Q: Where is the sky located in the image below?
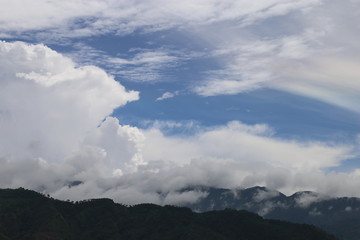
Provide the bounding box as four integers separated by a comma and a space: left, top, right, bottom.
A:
1, 0, 360, 205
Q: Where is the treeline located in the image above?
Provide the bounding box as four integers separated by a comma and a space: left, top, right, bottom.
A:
0, 188, 338, 240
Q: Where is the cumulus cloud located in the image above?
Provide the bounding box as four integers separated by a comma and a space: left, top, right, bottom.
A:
0, 41, 138, 161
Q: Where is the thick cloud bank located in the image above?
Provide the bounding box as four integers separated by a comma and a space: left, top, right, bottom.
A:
0, 41, 359, 205
0, 41, 139, 161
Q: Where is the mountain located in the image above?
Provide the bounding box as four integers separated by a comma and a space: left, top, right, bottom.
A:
0, 188, 337, 240
182, 186, 360, 240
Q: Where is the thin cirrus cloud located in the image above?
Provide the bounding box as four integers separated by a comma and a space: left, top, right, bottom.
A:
67, 43, 182, 83
0, 40, 357, 204
0, 0, 323, 38
192, 0, 360, 114
108, 51, 180, 82
271, 56, 360, 113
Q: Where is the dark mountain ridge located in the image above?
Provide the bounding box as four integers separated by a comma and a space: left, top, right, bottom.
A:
181, 186, 360, 240
0, 187, 337, 240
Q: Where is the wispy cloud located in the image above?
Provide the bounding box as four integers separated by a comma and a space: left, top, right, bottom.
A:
67, 43, 183, 82
156, 91, 180, 101
193, 19, 324, 96
191, 0, 360, 114
271, 56, 360, 113
108, 49, 181, 82
0, 0, 323, 42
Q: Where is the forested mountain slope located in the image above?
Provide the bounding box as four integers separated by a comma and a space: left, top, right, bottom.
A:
0, 188, 337, 240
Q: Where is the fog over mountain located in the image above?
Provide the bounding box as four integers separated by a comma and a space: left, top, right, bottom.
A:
182, 186, 360, 240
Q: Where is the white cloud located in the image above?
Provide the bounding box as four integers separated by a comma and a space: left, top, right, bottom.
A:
163, 190, 208, 205
271, 56, 360, 113
0, 1, 104, 32
0, 0, 323, 40
192, 0, 360, 114
193, 24, 320, 96
142, 121, 350, 171
67, 44, 183, 82
0, 40, 359, 206
0, 40, 138, 161
156, 92, 178, 101
253, 189, 280, 202
109, 51, 178, 66
84, 117, 146, 174
194, 78, 267, 96
267, 1, 360, 112
309, 208, 322, 216
294, 191, 327, 208
106, 49, 182, 82
345, 206, 352, 212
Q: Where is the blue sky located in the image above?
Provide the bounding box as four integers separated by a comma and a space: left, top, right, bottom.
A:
51, 30, 360, 141
1, 0, 360, 202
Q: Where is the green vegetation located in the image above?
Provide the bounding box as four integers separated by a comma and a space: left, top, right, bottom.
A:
0, 188, 338, 240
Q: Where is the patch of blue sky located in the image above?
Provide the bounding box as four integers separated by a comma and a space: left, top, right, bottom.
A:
327, 158, 360, 173
65, 33, 360, 145
114, 88, 360, 143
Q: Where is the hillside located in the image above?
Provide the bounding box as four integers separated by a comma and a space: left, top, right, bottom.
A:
183, 186, 360, 240
0, 188, 337, 240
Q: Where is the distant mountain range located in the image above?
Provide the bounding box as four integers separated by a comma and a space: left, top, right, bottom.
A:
181, 186, 360, 240
0, 188, 337, 240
